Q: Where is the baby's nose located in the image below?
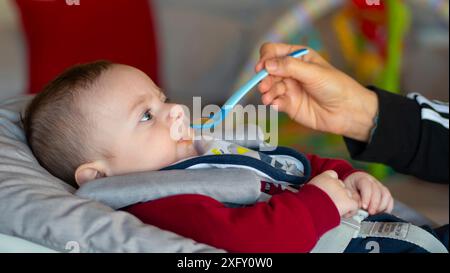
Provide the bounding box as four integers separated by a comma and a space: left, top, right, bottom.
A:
167, 104, 190, 141
169, 104, 185, 123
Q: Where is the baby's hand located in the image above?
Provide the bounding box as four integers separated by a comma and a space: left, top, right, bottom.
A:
344, 172, 394, 215
308, 170, 359, 217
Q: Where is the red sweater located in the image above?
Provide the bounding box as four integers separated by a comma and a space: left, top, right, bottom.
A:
124, 154, 359, 252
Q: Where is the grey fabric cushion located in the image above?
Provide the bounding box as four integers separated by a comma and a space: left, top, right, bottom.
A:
0, 96, 223, 253
76, 168, 261, 210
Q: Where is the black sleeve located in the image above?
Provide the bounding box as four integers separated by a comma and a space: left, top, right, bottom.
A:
344, 86, 449, 184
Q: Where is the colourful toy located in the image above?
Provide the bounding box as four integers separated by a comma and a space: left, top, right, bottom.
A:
236, 0, 448, 98
333, 0, 411, 178
336, 0, 411, 93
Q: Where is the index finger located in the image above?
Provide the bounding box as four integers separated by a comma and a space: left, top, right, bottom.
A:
256, 42, 328, 72
260, 43, 303, 60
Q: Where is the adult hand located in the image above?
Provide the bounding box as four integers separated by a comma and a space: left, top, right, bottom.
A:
256, 42, 379, 142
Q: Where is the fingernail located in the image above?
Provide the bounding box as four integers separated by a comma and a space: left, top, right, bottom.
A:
327, 170, 338, 179
266, 60, 278, 71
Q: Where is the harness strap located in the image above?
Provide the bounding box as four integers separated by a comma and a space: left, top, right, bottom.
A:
359, 221, 448, 253
311, 210, 448, 253
311, 210, 368, 253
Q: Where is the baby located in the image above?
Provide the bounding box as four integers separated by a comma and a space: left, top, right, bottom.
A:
24, 61, 198, 187
23, 61, 446, 253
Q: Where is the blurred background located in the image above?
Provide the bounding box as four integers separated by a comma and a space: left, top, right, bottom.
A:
0, 0, 448, 225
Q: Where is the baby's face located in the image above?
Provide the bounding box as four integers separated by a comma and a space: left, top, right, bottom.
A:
85, 65, 197, 177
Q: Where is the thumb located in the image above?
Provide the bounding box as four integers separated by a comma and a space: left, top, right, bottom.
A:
265, 56, 321, 83
319, 170, 339, 179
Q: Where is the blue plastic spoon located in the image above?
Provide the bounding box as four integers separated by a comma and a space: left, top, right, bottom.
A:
191, 48, 309, 129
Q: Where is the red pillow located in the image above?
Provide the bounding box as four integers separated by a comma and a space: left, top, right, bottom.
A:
14, 0, 160, 94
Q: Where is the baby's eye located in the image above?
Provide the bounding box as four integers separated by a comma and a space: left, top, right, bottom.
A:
140, 110, 153, 122
163, 97, 170, 103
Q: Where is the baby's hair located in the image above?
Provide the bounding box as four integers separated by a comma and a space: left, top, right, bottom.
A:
23, 60, 113, 187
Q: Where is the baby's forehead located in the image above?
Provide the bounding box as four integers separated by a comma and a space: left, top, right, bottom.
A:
81, 65, 162, 113
101, 64, 160, 94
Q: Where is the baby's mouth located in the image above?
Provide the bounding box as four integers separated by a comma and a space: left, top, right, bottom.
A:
177, 131, 194, 144
182, 126, 195, 141
179, 133, 194, 143
178, 139, 193, 146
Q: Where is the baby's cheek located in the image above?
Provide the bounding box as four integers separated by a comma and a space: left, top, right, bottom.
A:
152, 139, 180, 168
128, 142, 177, 171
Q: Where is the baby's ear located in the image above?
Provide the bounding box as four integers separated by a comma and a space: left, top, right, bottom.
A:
75, 162, 107, 187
